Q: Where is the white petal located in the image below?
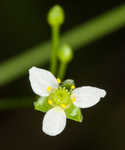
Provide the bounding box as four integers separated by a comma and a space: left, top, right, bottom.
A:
42, 107, 66, 136
72, 86, 106, 108
29, 67, 58, 96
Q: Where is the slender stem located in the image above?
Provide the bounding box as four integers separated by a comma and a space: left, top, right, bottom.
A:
50, 26, 59, 75
58, 62, 67, 79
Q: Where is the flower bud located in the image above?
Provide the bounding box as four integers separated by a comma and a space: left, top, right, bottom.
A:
58, 44, 73, 63
47, 5, 65, 27
60, 79, 75, 91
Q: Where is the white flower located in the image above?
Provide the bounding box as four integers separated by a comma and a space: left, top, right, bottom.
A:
29, 66, 106, 136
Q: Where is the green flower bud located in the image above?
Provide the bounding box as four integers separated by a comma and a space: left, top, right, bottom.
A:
60, 79, 75, 91
47, 5, 65, 27
58, 44, 73, 63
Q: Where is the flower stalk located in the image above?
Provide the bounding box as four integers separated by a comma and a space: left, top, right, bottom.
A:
47, 5, 65, 75
58, 62, 66, 79
51, 26, 59, 74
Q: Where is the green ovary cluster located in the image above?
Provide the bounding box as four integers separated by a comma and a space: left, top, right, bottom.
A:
48, 87, 72, 109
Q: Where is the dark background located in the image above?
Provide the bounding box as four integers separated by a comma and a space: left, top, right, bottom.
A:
0, 0, 125, 149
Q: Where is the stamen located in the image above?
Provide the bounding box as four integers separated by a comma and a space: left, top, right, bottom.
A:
48, 100, 53, 105
57, 78, 61, 84
71, 85, 75, 90
48, 87, 71, 109
61, 104, 67, 109
46, 86, 52, 92
71, 96, 76, 102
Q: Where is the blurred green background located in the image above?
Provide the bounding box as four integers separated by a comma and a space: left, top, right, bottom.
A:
0, 0, 125, 150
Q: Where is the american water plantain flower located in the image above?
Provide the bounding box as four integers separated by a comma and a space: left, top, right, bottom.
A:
29, 67, 106, 136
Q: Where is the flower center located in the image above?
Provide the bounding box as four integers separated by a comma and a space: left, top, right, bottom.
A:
48, 87, 72, 109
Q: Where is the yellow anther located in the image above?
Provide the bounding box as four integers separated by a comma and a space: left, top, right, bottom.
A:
72, 97, 76, 102
47, 86, 52, 92
71, 85, 75, 90
57, 78, 61, 84
61, 104, 66, 109
48, 100, 53, 105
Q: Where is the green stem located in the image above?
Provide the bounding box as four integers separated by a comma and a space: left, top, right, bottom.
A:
58, 62, 67, 79
50, 26, 59, 75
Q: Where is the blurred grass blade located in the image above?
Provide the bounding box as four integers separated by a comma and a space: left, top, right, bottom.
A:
0, 42, 51, 85
0, 98, 34, 110
61, 4, 125, 48
0, 4, 125, 85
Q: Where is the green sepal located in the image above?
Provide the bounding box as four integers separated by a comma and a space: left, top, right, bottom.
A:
65, 104, 83, 122
34, 96, 53, 112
